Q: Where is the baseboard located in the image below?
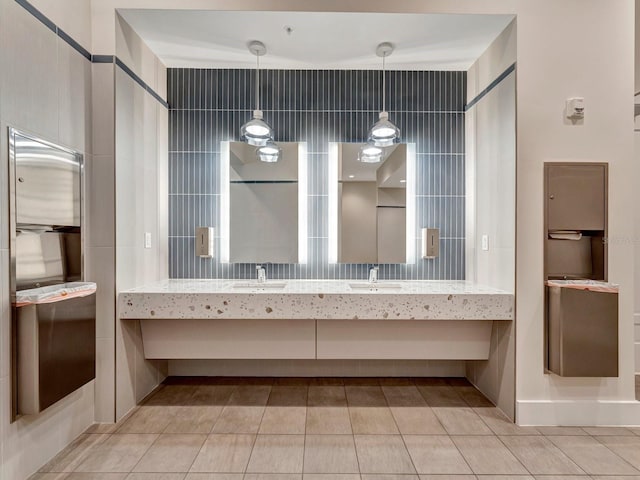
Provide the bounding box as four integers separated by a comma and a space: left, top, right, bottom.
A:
517, 399, 640, 426
168, 359, 467, 377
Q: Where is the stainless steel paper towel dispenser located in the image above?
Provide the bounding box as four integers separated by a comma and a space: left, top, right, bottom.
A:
8, 128, 95, 421
543, 162, 616, 377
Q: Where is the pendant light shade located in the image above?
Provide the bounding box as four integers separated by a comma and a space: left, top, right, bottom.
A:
241, 109, 272, 146
257, 140, 281, 163
370, 42, 399, 147
369, 111, 400, 147
358, 142, 383, 163
241, 41, 274, 147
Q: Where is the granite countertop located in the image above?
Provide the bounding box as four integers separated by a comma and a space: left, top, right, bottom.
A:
119, 279, 514, 321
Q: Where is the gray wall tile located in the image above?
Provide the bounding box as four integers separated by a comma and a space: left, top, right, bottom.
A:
168, 68, 466, 280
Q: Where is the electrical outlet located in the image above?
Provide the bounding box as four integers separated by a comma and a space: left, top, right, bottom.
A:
144, 232, 152, 249
481, 235, 489, 251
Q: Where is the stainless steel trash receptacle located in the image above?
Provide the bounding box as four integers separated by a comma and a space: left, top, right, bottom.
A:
546, 280, 618, 377
15, 282, 96, 414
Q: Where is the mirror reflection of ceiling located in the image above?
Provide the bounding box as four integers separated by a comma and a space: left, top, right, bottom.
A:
340, 144, 406, 188
118, 10, 514, 70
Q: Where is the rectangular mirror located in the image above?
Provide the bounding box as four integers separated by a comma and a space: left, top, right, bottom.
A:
224, 141, 306, 263
329, 143, 414, 264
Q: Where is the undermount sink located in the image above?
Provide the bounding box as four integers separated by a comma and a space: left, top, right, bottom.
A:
349, 282, 403, 290
232, 282, 288, 289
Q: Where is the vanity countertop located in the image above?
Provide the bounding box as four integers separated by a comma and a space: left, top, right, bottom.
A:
119, 279, 514, 321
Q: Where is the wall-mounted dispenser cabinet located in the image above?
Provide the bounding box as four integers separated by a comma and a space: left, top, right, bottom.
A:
544, 162, 618, 377
9, 128, 96, 421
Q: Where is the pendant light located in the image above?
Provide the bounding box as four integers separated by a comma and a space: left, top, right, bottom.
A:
358, 142, 383, 163
241, 40, 273, 147
256, 140, 281, 163
369, 42, 400, 147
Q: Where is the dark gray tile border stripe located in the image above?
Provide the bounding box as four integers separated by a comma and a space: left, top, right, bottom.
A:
14, 0, 168, 109
465, 62, 516, 111
15, 0, 55, 32
115, 57, 170, 108
57, 27, 91, 61
91, 54, 115, 64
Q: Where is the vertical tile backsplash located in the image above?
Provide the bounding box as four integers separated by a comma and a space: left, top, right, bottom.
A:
168, 69, 466, 280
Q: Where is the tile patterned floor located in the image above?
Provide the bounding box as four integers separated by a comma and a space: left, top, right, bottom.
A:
31, 377, 640, 480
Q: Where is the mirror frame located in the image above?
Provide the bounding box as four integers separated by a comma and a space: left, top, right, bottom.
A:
328, 142, 416, 264
220, 141, 308, 264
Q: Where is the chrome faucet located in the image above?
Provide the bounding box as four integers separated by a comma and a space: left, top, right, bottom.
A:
368, 266, 379, 283
256, 265, 266, 283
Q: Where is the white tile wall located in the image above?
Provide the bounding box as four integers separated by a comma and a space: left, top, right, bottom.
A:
58, 35, 92, 152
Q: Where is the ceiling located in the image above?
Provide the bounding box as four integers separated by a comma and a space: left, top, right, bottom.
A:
340, 144, 405, 188
118, 10, 514, 70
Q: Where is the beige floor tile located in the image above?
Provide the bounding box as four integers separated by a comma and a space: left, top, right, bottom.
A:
417, 386, 466, 407
273, 377, 310, 386
590, 477, 640, 480
452, 436, 528, 475
354, 435, 416, 474
475, 476, 533, 480
116, 406, 178, 434
403, 435, 472, 474
343, 378, 381, 386
453, 386, 494, 407
499, 435, 584, 475
75, 434, 159, 473
132, 434, 206, 473
184, 474, 243, 480
391, 407, 446, 435
432, 407, 492, 435
362, 476, 418, 480
546, 435, 640, 475
259, 407, 307, 434
65, 474, 129, 479
306, 407, 352, 434
418, 476, 475, 480
309, 378, 345, 386
189, 434, 255, 473
85, 424, 118, 434
212, 406, 265, 434
164, 406, 223, 434
40, 434, 110, 472
303, 435, 359, 474
306, 475, 361, 480
346, 386, 388, 407
28, 474, 77, 480
268, 386, 309, 406
474, 409, 539, 436
534, 427, 587, 436
382, 386, 427, 407
582, 426, 635, 436
244, 475, 301, 480
227, 385, 272, 406
246, 435, 305, 473
595, 435, 640, 469
350, 407, 399, 434
145, 385, 197, 406
190, 385, 236, 407
126, 474, 187, 479
532, 476, 590, 480
308, 386, 347, 407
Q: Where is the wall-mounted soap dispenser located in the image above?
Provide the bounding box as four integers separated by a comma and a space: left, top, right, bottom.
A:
544, 163, 618, 377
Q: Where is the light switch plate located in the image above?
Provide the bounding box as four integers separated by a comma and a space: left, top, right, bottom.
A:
144, 232, 152, 249
481, 235, 489, 251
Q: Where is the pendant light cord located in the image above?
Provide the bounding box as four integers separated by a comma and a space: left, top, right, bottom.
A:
255, 53, 260, 111
382, 53, 386, 112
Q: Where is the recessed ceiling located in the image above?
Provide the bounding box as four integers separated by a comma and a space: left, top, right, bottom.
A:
118, 10, 514, 70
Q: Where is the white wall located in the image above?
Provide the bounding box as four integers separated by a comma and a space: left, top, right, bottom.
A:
114, 14, 169, 421
0, 0, 95, 478
93, 0, 635, 426
464, 20, 516, 419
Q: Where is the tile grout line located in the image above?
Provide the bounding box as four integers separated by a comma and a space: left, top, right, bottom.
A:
590, 433, 640, 474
